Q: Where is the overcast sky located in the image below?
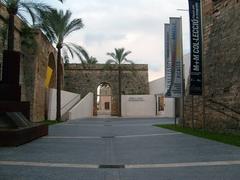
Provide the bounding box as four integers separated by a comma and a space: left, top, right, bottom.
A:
48, 0, 190, 81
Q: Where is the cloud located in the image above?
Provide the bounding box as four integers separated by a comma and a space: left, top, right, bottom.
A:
84, 33, 126, 45
47, 0, 190, 80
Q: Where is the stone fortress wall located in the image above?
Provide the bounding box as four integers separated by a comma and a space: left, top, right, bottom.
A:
64, 64, 149, 116
0, 3, 61, 122
184, 0, 240, 131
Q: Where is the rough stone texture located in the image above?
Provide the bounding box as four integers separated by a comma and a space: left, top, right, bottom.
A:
184, 0, 240, 131
64, 64, 149, 116
25, 31, 60, 122
0, 4, 62, 122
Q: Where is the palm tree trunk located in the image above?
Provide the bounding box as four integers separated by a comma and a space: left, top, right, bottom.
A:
7, 14, 15, 51
118, 65, 122, 117
56, 47, 62, 121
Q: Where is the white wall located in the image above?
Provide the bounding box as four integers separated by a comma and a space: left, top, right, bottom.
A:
69, 92, 94, 120
149, 77, 165, 95
149, 77, 175, 118
161, 98, 175, 117
48, 88, 81, 120
121, 95, 156, 117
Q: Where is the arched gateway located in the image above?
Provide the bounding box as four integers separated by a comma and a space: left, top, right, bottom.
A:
64, 64, 149, 116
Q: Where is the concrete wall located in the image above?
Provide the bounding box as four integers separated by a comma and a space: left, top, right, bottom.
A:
149, 78, 165, 95
69, 93, 94, 120
121, 95, 156, 117
149, 77, 175, 118
161, 98, 175, 118
48, 88, 80, 120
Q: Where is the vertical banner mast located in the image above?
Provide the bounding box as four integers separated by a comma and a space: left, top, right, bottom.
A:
164, 18, 184, 125
188, 0, 203, 95
165, 18, 183, 98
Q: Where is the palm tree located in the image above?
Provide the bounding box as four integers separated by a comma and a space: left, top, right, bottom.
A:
84, 56, 98, 64
39, 9, 84, 121
1, 0, 63, 51
106, 48, 133, 116
62, 44, 93, 65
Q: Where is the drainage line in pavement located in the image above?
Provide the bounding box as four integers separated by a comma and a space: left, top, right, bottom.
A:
101, 136, 115, 139
99, 165, 125, 169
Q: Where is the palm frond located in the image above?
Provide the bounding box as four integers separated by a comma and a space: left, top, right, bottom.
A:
106, 48, 133, 65
106, 52, 116, 61
69, 43, 89, 61
62, 43, 75, 59
17, 1, 52, 25
124, 59, 134, 64
62, 42, 89, 64
16, 12, 29, 24
39, 9, 84, 47
87, 56, 98, 64
106, 59, 117, 64
6, 1, 19, 16
64, 18, 84, 38
122, 51, 132, 60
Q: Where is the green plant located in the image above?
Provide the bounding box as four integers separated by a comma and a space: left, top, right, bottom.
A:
21, 24, 37, 54
39, 9, 85, 121
1, 0, 63, 51
155, 124, 240, 147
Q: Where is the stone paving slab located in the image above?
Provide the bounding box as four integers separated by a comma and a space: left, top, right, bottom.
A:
0, 138, 106, 164
0, 117, 240, 180
113, 132, 240, 164
0, 164, 240, 180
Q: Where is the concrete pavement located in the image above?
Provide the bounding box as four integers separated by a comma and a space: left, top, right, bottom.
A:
0, 117, 240, 180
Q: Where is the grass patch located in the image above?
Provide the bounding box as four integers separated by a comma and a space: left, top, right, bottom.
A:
44, 120, 63, 126
155, 124, 240, 147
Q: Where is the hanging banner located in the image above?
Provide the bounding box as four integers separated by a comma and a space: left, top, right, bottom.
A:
189, 0, 202, 95
164, 24, 172, 96
165, 17, 183, 97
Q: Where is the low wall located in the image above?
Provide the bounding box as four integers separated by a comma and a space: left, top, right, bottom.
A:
47, 88, 80, 120
69, 92, 94, 120
160, 98, 175, 118
121, 95, 156, 117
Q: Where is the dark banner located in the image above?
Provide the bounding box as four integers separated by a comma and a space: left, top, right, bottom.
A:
188, 0, 202, 95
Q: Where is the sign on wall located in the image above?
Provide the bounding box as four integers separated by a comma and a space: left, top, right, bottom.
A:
165, 17, 183, 98
188, 0, 203, 95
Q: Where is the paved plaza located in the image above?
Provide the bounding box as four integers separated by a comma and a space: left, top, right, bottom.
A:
0, 118, 240, 180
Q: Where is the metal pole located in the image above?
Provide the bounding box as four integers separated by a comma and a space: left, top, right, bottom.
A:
192, 95, 194, 129
201, 0, 206, 130
182, 92, 185, 128
180, 17, 185, 128
175, 98, 177, 127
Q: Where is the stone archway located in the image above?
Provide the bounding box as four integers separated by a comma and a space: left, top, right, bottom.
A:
96, 82, 112, 116
64, 64, 149, 117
